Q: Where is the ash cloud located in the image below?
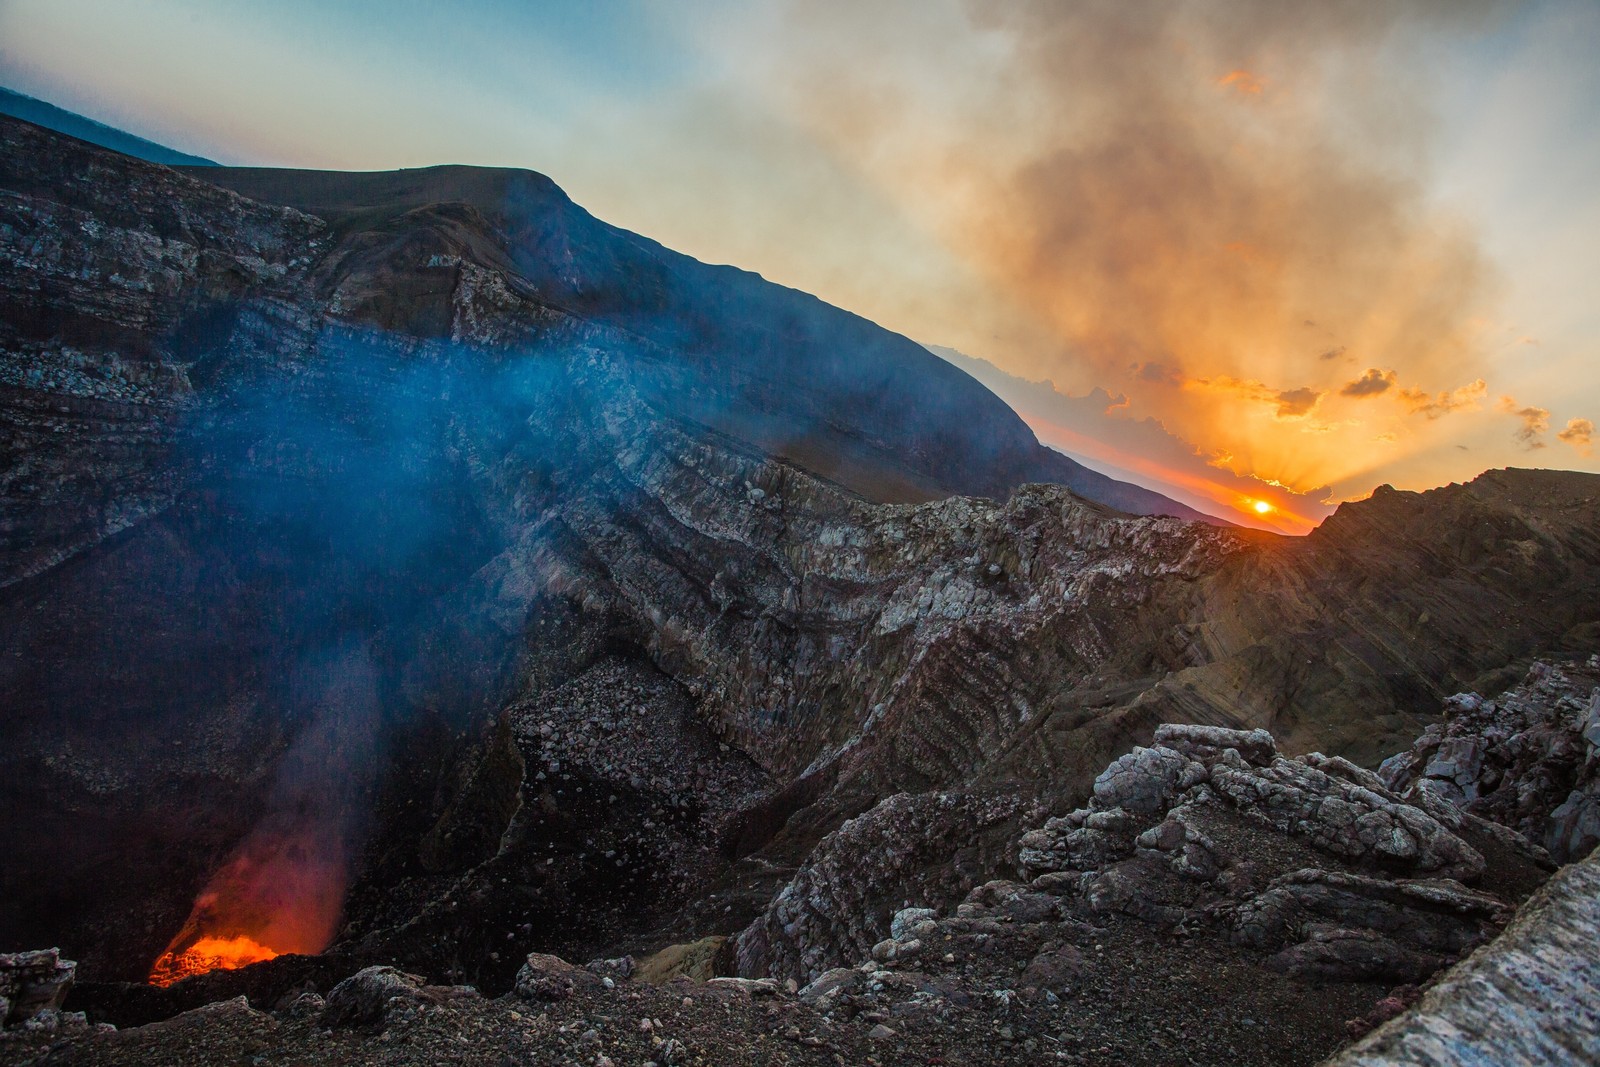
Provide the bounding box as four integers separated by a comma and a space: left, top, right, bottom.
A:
771, 0, 1506, 492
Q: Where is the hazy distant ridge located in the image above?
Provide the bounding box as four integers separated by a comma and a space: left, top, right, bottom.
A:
0, 85, 217, 167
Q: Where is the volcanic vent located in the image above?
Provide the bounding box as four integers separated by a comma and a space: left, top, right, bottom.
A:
148, 645, 379, 987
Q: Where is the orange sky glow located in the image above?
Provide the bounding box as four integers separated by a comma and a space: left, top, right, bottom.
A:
3, 0, 1596, 533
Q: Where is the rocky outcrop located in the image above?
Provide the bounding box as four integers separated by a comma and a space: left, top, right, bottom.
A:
0, 948, 77, 1031
733, 791, 1047, 984
738, 720, 1534, 1015
1380, 659, 1600, 861
1325, 845, 1600, 1067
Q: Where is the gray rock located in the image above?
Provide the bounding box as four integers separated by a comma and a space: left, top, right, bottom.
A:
0, 948, 75, 1029
889, 907, 938, 940
1092, 745, 1208, 814
321, 966, 431, 1027
1226, 868, 1506, 981
1379, 662, 1600, 862
1327, 845, 1600, 1066
1152, 723, 1278, 767
514, 952, 598, 1002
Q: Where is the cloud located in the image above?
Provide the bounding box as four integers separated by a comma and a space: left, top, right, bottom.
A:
930, 345, 1336, 531
1398, 378, 1488, 419
1194, 376, 1323, 419
1498, 396, 1550, 449
1217, 69, 1265, 96
1274, 387, 1323, 419
1340, 368, 1397, 398
1558, 417, 1594, 455
759, 0, 1503, 501
1131, 361, 1184, 385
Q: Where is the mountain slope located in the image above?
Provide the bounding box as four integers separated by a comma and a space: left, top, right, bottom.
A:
0, 86, 217, 167
183, 161, 1219, 522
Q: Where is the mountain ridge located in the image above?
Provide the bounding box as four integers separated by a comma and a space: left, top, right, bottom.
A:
0, 86, 218, 167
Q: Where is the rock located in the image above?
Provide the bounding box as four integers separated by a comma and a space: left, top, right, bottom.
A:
1227, 869, 1507, 981
635, 937, 726, 985
321, 966, 433, 1027
653, 1037, 690, 1065
734, 791, 1045, 984
797, 967, 860, 1006
1019, 945, 1084, 994
868, 1023, 897, 1040
889, 907, 938, 940
0, 948, 75, 1029
1152, 723, 1279, 767
1379, 661, 1600, 861
870, 937, 922, 964
1092, 746, 1208, 814
1208, 755, 1484, 880
285, 991, 325, 1019
514, 952, 598, 1002
704, 977, 780, 997
1326, 846, 1600, 1065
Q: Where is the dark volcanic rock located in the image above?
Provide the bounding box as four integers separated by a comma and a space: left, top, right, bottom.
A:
0, 948, 76, 1028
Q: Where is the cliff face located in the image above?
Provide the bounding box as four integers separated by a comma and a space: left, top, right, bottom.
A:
3, 112, 1599, 1002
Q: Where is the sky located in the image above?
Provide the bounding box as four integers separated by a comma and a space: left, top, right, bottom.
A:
3, 0, 1597, 531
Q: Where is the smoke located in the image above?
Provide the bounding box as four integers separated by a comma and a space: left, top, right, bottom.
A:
758, 0, 1508, 495
152, 643, 380, 976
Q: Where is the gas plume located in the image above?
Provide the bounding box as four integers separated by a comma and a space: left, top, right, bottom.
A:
763, 0, 1508, 500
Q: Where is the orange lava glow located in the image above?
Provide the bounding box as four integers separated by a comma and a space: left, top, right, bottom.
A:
146, 825, 348, 987
148, 935, 281, 988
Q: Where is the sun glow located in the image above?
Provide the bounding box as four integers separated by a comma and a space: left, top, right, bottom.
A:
1252, 499, 1274, 514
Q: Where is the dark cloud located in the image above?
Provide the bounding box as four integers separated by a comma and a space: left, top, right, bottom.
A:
1131, 360, 1184, 385
1340, 368, 1397, 397
1274, 387, 1322, 419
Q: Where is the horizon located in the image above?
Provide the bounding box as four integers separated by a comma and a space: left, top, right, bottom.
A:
4, 0, 1597, 531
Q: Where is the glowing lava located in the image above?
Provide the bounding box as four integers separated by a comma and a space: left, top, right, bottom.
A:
145, 824, 350, 987
148, 935, 280, 988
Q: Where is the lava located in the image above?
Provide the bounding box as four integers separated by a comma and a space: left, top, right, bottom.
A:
148, 935, 280, 988
146, 644, 377, 987
145, 823, 350, 987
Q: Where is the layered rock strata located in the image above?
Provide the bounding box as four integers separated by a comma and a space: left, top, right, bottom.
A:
1380, 658, 1600, 861
1326, 845, 1600, 1067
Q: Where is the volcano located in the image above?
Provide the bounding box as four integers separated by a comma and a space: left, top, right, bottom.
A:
2, 112, 1599, 1064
